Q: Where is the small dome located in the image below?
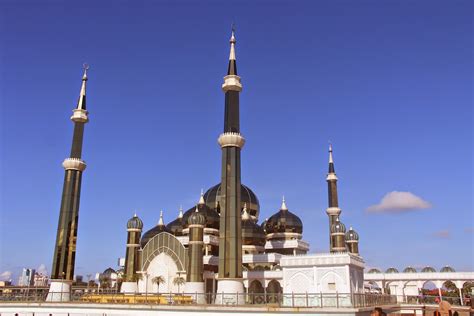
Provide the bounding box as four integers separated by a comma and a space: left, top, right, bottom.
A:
421, 266, 436, 273
241, 204, 266, 247
440, 266, 455, 273
204, 183, 260, 220
140, 211, 170, 248
166, 207, 184, 236
345, 226, 359, 241
385, 267, 399, 273
102, 267, 116, 276
127, 213, 143, 229
188, 206, 206, 226
368, 268, 381, 274
264, 198, 303, 235
182, 192, 220, 230
331, 218, 346, 234
403, 266, 417, 273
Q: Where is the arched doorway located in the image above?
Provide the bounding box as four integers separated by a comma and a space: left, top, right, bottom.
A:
266, 279, 282, 304
139, 232, 187, 294
247, 280, 265, 304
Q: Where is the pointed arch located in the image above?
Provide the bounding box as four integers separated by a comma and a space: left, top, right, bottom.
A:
141, 232, 187, 272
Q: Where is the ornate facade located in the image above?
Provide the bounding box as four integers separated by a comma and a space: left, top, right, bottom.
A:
120, 31, 363, 300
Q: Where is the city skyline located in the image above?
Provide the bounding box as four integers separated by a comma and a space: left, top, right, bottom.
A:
1, 1, 472, 283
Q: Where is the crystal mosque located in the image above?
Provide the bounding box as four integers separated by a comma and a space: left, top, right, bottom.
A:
25, 30, 472, 314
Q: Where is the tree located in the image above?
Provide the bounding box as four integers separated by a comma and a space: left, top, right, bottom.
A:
152, 276, 165, 294
173, 276, 186, 293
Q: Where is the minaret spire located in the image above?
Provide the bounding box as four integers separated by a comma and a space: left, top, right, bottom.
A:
326, 143, 342, 252
49, 66, 91, 300
76, 64, 88, 110
328, 142, 335, 173
227, 26, 237, 75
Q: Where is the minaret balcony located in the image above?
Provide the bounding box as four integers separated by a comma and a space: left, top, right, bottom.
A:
62, 158, 87, 171
222, 75, 242, 92
218, 132, 245, 148
71, 109, 89, 123
326, 207, 341, 216
326, 173, 338, 181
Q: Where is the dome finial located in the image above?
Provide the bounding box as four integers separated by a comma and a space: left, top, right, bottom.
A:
134, 211, 137, 217
158, 210, 164, 226
281, 196, 288, 211
198, 189, 205, 205
178, 205, 183, 218
195, 205, 199, 213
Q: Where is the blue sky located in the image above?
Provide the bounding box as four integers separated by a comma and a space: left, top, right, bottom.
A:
1, 1, 472, 283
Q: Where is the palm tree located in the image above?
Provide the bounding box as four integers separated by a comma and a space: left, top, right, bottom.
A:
173, 276, 186, 293
152, 276, 165, 294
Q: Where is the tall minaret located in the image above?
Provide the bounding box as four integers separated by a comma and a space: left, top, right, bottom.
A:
48, 65, 90, 301
326, 144, 342, 252
216, 28, 245, 301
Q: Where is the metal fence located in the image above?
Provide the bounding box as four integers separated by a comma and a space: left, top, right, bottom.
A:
395, 295, 469, 306
0, 290, 396, 308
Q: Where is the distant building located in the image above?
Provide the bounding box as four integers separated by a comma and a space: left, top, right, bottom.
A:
18, 268, 35, 286
33, 273, 49, 287
117, 257, 125, 269
0, 281, 12, 287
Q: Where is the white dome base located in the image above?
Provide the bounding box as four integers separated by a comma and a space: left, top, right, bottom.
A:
215, 279, 245, 305
184, 282, 206, 304
46, 280, 72, 302
120, 281, 138, 294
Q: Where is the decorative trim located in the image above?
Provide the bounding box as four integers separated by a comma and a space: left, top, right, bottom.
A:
71, 109, 89, 123
62, 158, 87, 171
218, 132, 245, 148
326, 207, 341, 215
222, 75, 242, 92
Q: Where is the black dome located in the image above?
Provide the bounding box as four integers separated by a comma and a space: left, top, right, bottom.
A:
127, 214, 143, 229
264, 199, 303, 236
204, 183, 260, 220
345, 227, 359, 241
182, 200, 220, 230
166, 209, 184, 236
440, 266, 455, 273
188, 207, 206, 226
140, 212, 170, 248
241, 207, 266, 247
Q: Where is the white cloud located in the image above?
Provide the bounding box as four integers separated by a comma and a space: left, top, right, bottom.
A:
0, 271, 12, 281
37, 264, 48, 276
367, 191, 431, 213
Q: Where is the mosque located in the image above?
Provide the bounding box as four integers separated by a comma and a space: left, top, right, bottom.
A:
118, 30, 364, 303
46, 30, 473, 307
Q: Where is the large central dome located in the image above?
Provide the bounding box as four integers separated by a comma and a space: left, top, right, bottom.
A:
203, 183, 260, 221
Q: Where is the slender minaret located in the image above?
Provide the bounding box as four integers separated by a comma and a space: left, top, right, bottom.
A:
185, 206, 206, 302
48, 65, 90, 301
326, 143, 342, 251
122, 213, 143, 293
216, 28, 245, 301
124, 214, 143, 280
